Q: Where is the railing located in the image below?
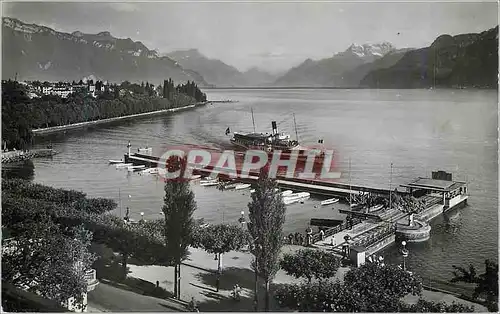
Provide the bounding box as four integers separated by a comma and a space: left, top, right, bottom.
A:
352, 224, 396, 248
311, 217, 363, 243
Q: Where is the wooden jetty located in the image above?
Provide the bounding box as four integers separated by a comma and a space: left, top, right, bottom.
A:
123, 152, 394, 198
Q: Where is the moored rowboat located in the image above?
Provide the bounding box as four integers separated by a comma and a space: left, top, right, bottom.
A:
235, 183, 251, 190
321, 198, 339, 206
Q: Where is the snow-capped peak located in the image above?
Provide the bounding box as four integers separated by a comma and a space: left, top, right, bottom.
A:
344, 42, 395, 58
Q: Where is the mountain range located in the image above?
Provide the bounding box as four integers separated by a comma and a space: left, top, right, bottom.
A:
2, 17, 498, 89
361, 27, 498, 88
166, 49, 279, 87
273, 42, 397, 87
2, 17, 207, 85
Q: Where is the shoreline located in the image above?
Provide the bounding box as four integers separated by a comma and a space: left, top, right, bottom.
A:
1, 148, 59, 164
31, 102, 207, 136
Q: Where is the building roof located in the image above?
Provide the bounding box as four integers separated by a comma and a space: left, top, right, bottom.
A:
400, 177, 466, 192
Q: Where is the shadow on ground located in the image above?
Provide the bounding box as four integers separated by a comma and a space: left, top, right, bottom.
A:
195, 267, 257, 292
192, 267, 291, 312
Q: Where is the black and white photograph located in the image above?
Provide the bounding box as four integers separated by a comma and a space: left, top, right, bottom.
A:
1, 0, 498, 312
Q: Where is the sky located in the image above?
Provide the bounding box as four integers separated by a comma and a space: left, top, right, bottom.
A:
3, 0, 498, 73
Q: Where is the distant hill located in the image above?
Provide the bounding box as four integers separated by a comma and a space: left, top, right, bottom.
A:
2, 17, 208, 85
273, 42, 396, 87
166, 49, 278, 87
361, 27, 498, 88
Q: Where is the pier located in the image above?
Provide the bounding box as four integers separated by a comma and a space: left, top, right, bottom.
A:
122, 150, 469, 267
124, 152, 393, 198
310, 171, 469, 266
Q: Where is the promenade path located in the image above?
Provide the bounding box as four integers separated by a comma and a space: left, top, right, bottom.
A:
127, 246, 486, 312
87, 282, 186, 312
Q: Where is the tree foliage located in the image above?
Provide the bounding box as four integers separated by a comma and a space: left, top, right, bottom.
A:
192, 223, 249, 255
1, 79, 202, 149
401, 299, 474, 312
162, 171, 197, 298
2, 178, 171, 309
2, 216, 95, 311
451, 260, 498, 312
275, 262, 425, 312
247, 168, 287, 311
280, 249, 341, 282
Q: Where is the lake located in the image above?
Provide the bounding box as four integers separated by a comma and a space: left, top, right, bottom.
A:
5, 88, 498, 288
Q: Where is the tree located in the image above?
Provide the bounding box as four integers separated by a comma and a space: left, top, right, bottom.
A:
275, 262, 424, 312
280, 249, 341, 283
247, 168, 287, 311
192, 223, 249, 291
401, 299, 474, 312
162, 158, 197, 299
2, 216, 95, 311
451, 260, 498, 312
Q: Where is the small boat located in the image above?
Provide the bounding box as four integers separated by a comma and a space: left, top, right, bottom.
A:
283, 192, 310, 205
200, 179, 219, 186
281, 190, 293, 197
127, 165, 146, 172
190, 174, 202, 180
235, 183, 251, 190
140, 168, 159, 174
321, 198, 339, 206
251, 188, 280, 194
368, 204, 384, 212
116, 163, 133, 169
109, 159, 124, 164
224, 183, 238, 190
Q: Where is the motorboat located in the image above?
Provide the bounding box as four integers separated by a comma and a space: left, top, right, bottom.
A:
127, 165, 146, 172
235, 183, 251, 190
321, 198, 339, 206
109, 159, 124, 164
250, 188, 280, 194
190, 174, 202, 180
281, 190, 293, 197
283, 192, 310, 205
200, 179, 219, 186
140, 168, 159, 175
223, 183, 238, 190
115, 163, 133, 169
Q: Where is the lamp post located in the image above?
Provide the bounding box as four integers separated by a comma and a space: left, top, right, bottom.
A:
401, 241, 409, 271
250, 239, 261, 312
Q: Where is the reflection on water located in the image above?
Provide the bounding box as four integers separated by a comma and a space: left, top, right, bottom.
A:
2, 160, 35, 181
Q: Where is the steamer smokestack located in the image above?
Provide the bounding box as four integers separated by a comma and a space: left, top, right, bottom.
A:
271, 121, 277, 135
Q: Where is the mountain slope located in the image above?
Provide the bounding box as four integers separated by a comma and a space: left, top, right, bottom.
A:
166, 49, 278, 87
340, 48, 414, 87
166, 49, 245, 87
361, 27, 498, 88
273, 42, 395, 87
2, 17, 208, 85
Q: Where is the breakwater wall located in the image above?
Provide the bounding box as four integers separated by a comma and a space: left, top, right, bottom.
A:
32, 102, 206, 136
2, 149, 58, 164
